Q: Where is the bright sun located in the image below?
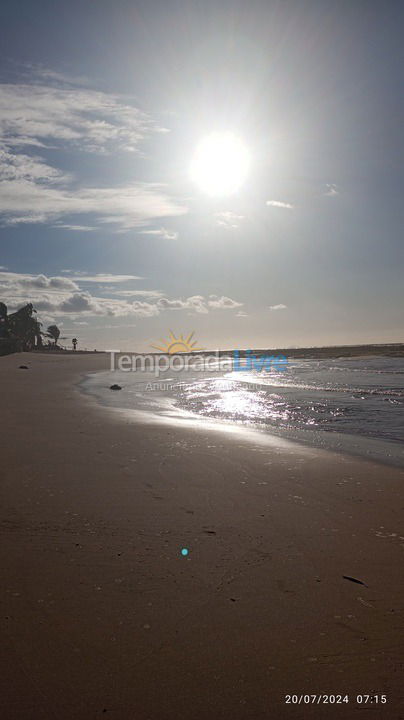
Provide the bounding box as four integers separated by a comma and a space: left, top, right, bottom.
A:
190, 132, 250, 197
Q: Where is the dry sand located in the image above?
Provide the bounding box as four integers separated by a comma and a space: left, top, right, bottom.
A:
1, 352, 404, 719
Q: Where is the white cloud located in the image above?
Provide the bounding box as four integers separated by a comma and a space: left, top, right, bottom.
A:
25, 65, 92, 88
58, 292, 97, 313
0, 178, 187, 229
0, 147, 68, 183
98, 323, 138, 329
269, 304, 287, 311
54, 223, 95, 232
236, 310, 248, 318
156, 295, 243, 314
131, 301, 161, 318
157, 296, 208, 314
25, 274, 80, 290
266, 200, 294, 209
208, 295, 243, 309
215, 211, 244, 229
0, 75, 187, 230
324, 183, 339, 197
65, 273, 142, 283
110, 289, 163, 298
139, 227, 178, 240
0, 82, 151, 154
30, 292, 160, 318
0, 271, 243, 320
0, 271, 80, 293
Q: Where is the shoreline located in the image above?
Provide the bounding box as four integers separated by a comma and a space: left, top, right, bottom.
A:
80, 366, 404, 470
1, 352, 404, 718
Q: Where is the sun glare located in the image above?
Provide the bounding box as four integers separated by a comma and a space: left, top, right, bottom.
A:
190, 132, 250, 196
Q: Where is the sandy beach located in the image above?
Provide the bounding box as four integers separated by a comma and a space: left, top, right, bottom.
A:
1, 352, 404, 719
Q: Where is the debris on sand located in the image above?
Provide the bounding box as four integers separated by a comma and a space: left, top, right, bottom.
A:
357, 596, 375, 609
343, 575, 368, 587
110, 384, 122, 390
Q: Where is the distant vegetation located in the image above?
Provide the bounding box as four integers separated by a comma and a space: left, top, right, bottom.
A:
45, 324, 61, 347
0, 302, 65, 356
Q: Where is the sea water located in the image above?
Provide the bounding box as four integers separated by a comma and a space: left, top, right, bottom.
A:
82, 355, 404, 467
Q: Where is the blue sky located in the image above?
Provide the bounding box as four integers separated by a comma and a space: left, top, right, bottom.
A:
0, 0, 403, 350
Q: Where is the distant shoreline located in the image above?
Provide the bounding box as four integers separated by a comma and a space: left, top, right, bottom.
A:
57, 342, 404, 359
4, 341, 404, 359
233, 343, 404, 359
170, 343, 404, 359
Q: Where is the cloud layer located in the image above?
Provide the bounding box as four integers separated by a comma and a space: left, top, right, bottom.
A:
215, 211, 244, 229
0, 74, 186, 230
266, 200, 294, 209
0, 271, 243, 321
269, 303, 287, 311
0, 82, 150, 153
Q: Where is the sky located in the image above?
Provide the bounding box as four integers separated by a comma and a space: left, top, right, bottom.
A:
0, 0, 403, 351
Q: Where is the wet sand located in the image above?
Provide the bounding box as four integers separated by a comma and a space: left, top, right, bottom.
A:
1, 352, 404, 719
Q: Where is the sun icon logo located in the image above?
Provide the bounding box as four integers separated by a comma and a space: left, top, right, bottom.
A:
151, 330, 204, 354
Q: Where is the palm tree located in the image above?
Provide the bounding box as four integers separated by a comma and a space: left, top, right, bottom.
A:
46, 324, 61, 347
1, 302, 43, 354
0, 302, 7, 339
8, 303, 42, 350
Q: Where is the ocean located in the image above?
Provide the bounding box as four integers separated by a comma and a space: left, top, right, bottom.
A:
82, 355, 404, 467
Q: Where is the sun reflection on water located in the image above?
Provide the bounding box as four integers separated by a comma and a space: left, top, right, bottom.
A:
180, 378, 292, 424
